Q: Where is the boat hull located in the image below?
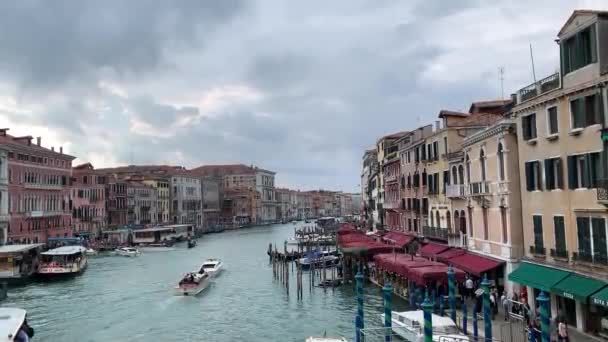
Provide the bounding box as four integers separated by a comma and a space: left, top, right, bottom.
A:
37, 259, 88, 279
175, 277, 210, 296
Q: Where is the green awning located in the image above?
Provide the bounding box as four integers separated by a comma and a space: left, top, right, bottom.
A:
591, 286, 608, 308
508, 262, 569, 292
551, 274, 607, 302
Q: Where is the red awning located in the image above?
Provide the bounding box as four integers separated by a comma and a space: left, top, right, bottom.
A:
419, 243, 449, 258
435, 248, 466, 263
447, 252, 504, 277
373, 253, 437, 278
408, 265, 466, 287
382, 231, 415, 247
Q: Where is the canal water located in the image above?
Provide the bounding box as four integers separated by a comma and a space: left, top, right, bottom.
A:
5, 223, 409, 342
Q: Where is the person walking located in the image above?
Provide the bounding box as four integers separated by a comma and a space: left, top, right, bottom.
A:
465, 276, 474, 300
502, 292, 510, 321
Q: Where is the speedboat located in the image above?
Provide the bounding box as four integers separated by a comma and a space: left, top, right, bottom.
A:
187, 239, 197, 249
85, 248, 98, 256
381, 310, 469, 342
115, 247, 140, 257
199, 258, 223, 277
0, 308, 33, 342
305, 337, 347, 342
38, 246, 88, 278
175, 271, 210, 296
296, 251, 339, 270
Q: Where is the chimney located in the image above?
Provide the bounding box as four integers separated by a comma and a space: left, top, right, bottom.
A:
510, 93, 518, 105
0, 128, 8, 136
36, 137, 41, 146
51, 146, 54, 152
435, 120, 441, 131
60, 146, 63, 154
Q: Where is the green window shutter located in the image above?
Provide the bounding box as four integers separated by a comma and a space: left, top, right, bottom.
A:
583, 154, 592, 188
522, 116, 530, 140
567, 155, 578, 189
530, 114, 537, 138
554, 216, 566, 252
592, 218, 607, 260
544, 159, 554, 190
533, 215, 544, 248
535, 161, 543, 191
577, 217, 591, 255
561, 43, 569, 75
525, 162, 533, 191
590, 24, 598, 63
556, 158, 564, 189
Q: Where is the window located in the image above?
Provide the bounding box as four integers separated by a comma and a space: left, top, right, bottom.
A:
452, 167, 458, 185
433, 141, 439, 161
446, 211, 452, 231
577, 217, 607, 262
482, 207, 489, 240
567, 152, 600, 189
422, 169, 427, 187
480, 149, 486, 181
468, 207, 473, 237
465, 154, 471, 184
421, 145, 426, 161
500, 206, 508, 243
525, 161, 542, 191
497, 143, 505, 181
533, 215, 544, 250
562, 25, 597, 74
443, 170, 449, 193
547, 107, 559, 135
544, 157, 564, 190
443, 137, 448, 155
522, 113, 537, 140
570, 94, 602, 129
435, 211, 441, 229
458, 165, 464, 185
554, 216, 566, 253
430, 211, 434, 226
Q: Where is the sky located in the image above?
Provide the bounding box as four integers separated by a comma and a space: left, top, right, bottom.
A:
1, 0, 607, 193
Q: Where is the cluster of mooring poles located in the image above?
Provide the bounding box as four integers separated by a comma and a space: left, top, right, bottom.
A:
354, 265, 553, 342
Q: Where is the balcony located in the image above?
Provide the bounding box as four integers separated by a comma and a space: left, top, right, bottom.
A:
597, 178, 608, 206
469, 181, 490, 196
550, 248, 569, 260
448, 232, 467, 248
26, 210, 64, 218
517, 72, 560, 103
23, 183, 64, 191
529, 245, 546, 257
443, 151, 464, 161
573, 251, 608, 266
423, 226, 448, 241
446, 184, 466, 198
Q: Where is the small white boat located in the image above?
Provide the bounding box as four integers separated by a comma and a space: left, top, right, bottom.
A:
85, 248, 98, 256
381, 310, 469, 342
115, 247, 140, 257
0, 307, 31, 342
199, 258, 223, 277
305, 337, 347, 342
175, 271, 210, 296
38, 246, 88, 277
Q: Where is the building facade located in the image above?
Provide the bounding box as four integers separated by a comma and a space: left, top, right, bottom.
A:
128, 182, 158, 225
142, 177, 170, 224
383, 157, 401, 230
71, 163, 107, 238
170, 174, 202, 227
0, 132, 75, 243
0, 147, 8, 245
255, 168, 276, 223
201, 177, 221, 230
106, 177, 131, 229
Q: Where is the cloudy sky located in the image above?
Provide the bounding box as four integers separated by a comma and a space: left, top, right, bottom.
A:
1, 1, 606, 192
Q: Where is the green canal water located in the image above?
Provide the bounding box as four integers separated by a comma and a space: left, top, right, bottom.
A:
5, 223, 409, 342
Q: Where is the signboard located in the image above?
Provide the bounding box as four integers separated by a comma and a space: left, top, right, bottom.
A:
39, 267, 68, 274
561, 292, 575, 300
593, 297, 608, 308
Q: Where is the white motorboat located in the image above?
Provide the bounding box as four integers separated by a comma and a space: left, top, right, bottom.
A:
85, 248, 98, 256
199, 258, 223, 277
38, 246, 88, 277
115, 247, 140, 257
175, 271, 210, 296
0, 307, 31, 342
305, 337, 347, 342
381, 310, 469, 342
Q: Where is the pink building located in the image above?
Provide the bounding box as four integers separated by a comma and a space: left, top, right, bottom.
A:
72, 163, 107, 238
0, 130, 75, 243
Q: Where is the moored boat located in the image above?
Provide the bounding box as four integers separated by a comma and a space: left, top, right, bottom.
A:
84, 248, 98, 256
199, 258, 223, 277
175, 271, 210, 296
115, 247, 140, 257
296, 251, 339, 270
0, 244, 44, 285
381, 310, 469, 342
187, 239, 197, 249
38, 246, 88, 278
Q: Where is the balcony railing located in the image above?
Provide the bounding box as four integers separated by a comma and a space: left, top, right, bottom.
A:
446, 184, 466, 198
469, 181, 490, 196
444, 151, 464, 161
23, 183, 64, 191
597, 178, 608, 204
423, 226, 448, 241
447, 232, 467, 248
550, 248, 569, 259
517, 72, 560, 103
529, 245, 546, 256
573, 251, 608, 265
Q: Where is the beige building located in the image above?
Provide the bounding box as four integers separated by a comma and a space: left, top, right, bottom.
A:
461, 120, 523, 294
508, 10, 608, 336
142, 177, 170, 224
375, 132, 408, 229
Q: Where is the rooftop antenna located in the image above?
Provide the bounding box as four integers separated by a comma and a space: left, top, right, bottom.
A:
529, 44, 537, 83
498, 67, 505, 100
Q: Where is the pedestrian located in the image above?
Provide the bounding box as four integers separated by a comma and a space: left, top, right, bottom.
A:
502, 292, 510, 321
523, 300, 531, 325
557, 321, 569, 342
465, 276, 474, 300
489, 288, 497, 320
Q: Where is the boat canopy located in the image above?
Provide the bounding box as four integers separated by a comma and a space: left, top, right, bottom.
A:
41, 246, 87, 256
0, 244, 44, 254
0, 307, 26, 342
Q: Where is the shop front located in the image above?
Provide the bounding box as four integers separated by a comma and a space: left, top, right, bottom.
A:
590, 286, 608, 338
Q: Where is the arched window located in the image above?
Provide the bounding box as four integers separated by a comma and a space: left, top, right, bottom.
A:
422, 169, 427, 187
498, 143, 505, 181
458, 165, 464, 185
430, 210, 435, 226
452, 166, 458, 185
465, 154, 471, 184
446, 210, 452, 231
501, 205, 508, 243
480, 149, 487, 181
454, 210, 460, 232
436, 211, 441, 229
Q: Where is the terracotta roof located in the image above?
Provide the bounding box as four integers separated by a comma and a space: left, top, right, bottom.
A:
190, 164, 256, 176
96, 165, 184, 175
0, 133, 75, 160
468, 99, 512, 113
445, 112, 503, 128
558, 10, 608, 36
73, 162, 94, 170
